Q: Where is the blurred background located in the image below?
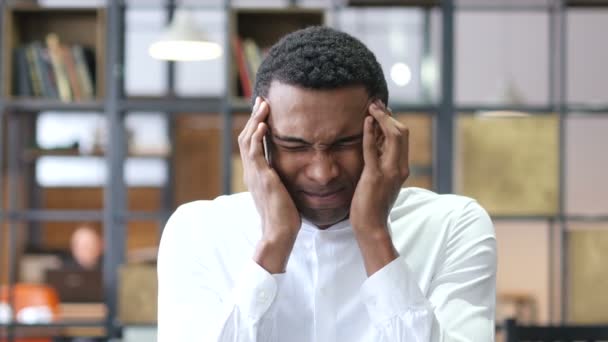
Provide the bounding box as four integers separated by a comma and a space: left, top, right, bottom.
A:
0, 0, 607, 341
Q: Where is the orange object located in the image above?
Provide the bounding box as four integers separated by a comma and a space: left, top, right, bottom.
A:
0, 283, 60, 342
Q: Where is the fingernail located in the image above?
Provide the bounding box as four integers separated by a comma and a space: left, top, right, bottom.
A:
375, 99, 385, 109
253, 97, 260, 111
255, 101, 265, 116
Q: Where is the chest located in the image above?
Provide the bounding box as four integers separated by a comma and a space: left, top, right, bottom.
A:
270, 232, 373, 341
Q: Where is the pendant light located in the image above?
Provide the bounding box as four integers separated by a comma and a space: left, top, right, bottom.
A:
149, 9, 222, 61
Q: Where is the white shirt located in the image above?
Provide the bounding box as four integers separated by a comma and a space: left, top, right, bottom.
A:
158, 187, 496, 342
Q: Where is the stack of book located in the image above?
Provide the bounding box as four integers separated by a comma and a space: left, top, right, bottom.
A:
232, 36, 266, 99
13, 33, 96, 101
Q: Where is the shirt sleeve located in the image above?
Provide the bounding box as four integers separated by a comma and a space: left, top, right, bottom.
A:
157, 203, 284, 342
359, 200, 497, 341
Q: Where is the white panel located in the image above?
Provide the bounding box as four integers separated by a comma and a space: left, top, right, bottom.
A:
456, 12, 549, 105
175, 10, 226, 97
567, 11, 608, 105
125, 9, 167, 96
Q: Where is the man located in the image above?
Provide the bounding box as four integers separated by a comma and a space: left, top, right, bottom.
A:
158, 26, 496, 341
69, 225, 103, 270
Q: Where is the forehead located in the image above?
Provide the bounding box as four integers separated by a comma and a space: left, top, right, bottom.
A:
266, 81, 370, 140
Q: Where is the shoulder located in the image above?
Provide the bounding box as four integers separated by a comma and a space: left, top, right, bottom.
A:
167, 192, 255, 228
158, 192, 257, 257
393, 187, 482, 214
391, 187, 494, 236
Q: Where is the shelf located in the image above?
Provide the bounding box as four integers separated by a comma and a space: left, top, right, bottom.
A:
565, 104, 608, 114
567, 0, 608, 7
455, 3, 553, 11
121, 96, 223, 113
23, 148, 169, 162
229, 97, 439, 114
0, 209, 104, 222
0, 321, 106, 328
0, 210, 173, 222
347, 0, 440, 7
4, 98, 104, 112
0, 320, 106, 339
456, 105, 556, 114
121, 210, 169, 221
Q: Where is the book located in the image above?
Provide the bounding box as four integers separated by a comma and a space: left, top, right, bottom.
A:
13, 47, 33, 96
46, 33, 72, 102
25, 45, 43, 97
31, 42, 57, 98
13, 38, 96, 100
62, 45, 82, 101
242, 38, 262, 84
36, 42, 60, 99
232, 36, 252, 98
72, 45, 95, 100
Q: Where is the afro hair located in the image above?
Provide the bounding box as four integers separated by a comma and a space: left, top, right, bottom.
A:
252, 26, 388, 105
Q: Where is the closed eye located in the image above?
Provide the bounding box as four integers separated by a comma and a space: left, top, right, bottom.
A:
277, 144, 310, 152
333, 135, 363, 149
332, 141, 360, 150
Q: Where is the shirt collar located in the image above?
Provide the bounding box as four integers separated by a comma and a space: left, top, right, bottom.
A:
301, 217, 352, 233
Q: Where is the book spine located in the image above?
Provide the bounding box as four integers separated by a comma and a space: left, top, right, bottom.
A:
232, 36, 252, 99
62, 45, 82, 101
72, 45, 94, 100
31, 42, 57, 98
14, 47, 33, 97
25, 45, 43, 97
46, 33, 72, 102
34, 42, 59, 98
243, 39, 262, 82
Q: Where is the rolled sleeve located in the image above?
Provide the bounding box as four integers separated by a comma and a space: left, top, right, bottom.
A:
360, 256, 432, 326
231, 259, 286, 324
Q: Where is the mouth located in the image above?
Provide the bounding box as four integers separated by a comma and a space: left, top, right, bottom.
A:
300, 188, 346, 207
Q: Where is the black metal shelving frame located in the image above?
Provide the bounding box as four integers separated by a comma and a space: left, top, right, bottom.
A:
0, 0, 607, 340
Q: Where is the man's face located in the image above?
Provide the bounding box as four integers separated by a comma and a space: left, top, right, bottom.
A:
265, 81, 370, 228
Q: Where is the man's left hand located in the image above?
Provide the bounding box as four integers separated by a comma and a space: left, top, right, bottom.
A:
350, 99, 410, 275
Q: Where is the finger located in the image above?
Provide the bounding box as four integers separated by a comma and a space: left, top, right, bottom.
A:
250, 121, 270, 169
398, 126, 410, 179
368, 101, 404, 168
238, 97, 260, 140
239, 100, 270, 147
368, 100, 396, 138
362, 116, 379, 170
381, 127, 405, 172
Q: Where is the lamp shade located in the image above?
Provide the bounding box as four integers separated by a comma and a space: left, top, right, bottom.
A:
149, 10, 222, 61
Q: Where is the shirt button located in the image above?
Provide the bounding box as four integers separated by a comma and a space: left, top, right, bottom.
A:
258, 291, 268, 301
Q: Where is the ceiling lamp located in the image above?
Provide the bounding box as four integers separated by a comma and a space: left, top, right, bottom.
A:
149, 9, 222, 61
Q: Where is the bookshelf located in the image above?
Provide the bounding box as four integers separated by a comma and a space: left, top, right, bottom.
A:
2, 6, 105, 101
230, 8, 324, 100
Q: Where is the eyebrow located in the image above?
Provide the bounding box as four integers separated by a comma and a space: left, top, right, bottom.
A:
272, 133, 363, 145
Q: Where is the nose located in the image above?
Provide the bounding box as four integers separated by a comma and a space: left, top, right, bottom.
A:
305, 151, 340, 186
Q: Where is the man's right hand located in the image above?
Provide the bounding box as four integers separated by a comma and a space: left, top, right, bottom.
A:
238, 97, 301, 274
